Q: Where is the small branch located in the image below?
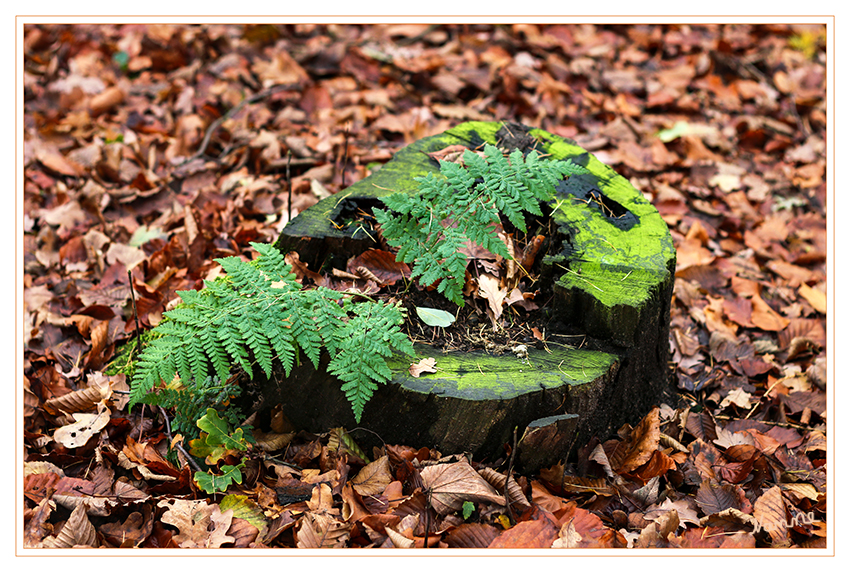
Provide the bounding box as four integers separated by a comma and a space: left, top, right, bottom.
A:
504, 426, 518, 525
127, 271, 142, 359
181, 83, 296, 166
158, 406, 203, 473
286, 150, 292, 224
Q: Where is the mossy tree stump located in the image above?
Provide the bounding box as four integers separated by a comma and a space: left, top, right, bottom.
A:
261, 121, 675, 472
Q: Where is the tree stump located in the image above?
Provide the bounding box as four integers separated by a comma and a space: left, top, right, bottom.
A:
262, 121, 675, 472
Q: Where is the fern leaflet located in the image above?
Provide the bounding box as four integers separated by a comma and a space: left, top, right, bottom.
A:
374, 143, 589, 306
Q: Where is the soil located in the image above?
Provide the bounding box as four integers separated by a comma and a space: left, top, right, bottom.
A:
330, 205, 591, 358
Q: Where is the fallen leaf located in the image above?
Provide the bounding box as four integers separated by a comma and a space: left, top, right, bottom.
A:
476, 273, 507, 324
409, 357, 437, 378
753, 486, 791, 547
41, 503, 97, 548
53, 403, 111, 448
420, 459, 506, 515
159, 499, 235, 548
798, 283, 826, 313
351, 455, 392, 497
751, 293, 790, 331
610, 407, 660, 473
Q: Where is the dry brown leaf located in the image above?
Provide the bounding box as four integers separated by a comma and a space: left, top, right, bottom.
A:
385, 526, 415, 548
24, 499, 54, 548
42, 503, 98, 548
53, 403, 111, 449
99, 508, 153, 548
488, 519, 558, 548
753, 486, 790, 547
477, 467, 531, 510
408, 357, 437, 378
351, 455, 393, 497
306, 483, 336, 513
347, 248, 411, 286
43, 385, 105, 416
444, 523, 501, 548
798, 282, 826, 313
476, 273, 507, 324
341, 483, 371, 523
695, 480, 747, 516
159, 499, 235, 548
751, 293, 790, 331
251, 429, 295, 452
610, 407, 660, 473
420, 459, 506, 515
675, 237, 715, 271
296, 512, 350, 548
226, 517, 260, 548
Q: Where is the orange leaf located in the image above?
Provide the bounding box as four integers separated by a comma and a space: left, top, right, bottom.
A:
610, 407, 661, 474
751, 293, 790, 331
798, 283, 826, 313
488, 519, 558, 548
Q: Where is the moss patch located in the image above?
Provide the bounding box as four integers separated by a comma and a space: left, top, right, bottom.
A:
386, 343, 617, 400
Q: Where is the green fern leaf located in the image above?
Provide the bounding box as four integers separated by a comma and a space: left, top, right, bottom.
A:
376, 142, 586, 306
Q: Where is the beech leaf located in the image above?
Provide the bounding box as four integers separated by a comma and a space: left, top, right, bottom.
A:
415, 306, 456, 327
420, 458, 505, 515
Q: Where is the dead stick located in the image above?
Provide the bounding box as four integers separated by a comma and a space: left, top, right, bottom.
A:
286, 150, 292, 224
504, 426, 518, 525
127, 271, 142, 358
183, 83, 295, 165
158, 406, 203, 473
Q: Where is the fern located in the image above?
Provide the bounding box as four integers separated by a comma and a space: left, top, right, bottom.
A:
143, 376, 246, 443
374, 143, 590, 305
129, 241, 413, 425
327, 299, 414, 422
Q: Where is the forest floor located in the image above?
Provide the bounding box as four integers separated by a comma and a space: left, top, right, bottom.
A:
22, 23, 827, 549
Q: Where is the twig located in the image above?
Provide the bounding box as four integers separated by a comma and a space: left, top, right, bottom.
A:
504, 426, 518, 525
127, 271, 142, 359
286, 150, 292, 224
181, 83, 295, 166
158, 406, 204, 473
341, 122, 351, 189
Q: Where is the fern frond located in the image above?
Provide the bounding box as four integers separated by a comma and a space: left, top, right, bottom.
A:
377, 142, 587, 306
327, 300, 413, 422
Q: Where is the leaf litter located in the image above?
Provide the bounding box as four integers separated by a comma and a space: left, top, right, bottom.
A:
23, 23, 826, 549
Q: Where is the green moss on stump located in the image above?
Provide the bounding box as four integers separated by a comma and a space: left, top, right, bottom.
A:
267, 121, 675, 471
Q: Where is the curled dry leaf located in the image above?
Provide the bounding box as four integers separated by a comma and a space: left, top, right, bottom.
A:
251, 429, 295, 452
43, 385, 108, 415
477, 467, 531, 510
409, 357, 437, 378
42, 503, 98, 548
420, 458, 506, 515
